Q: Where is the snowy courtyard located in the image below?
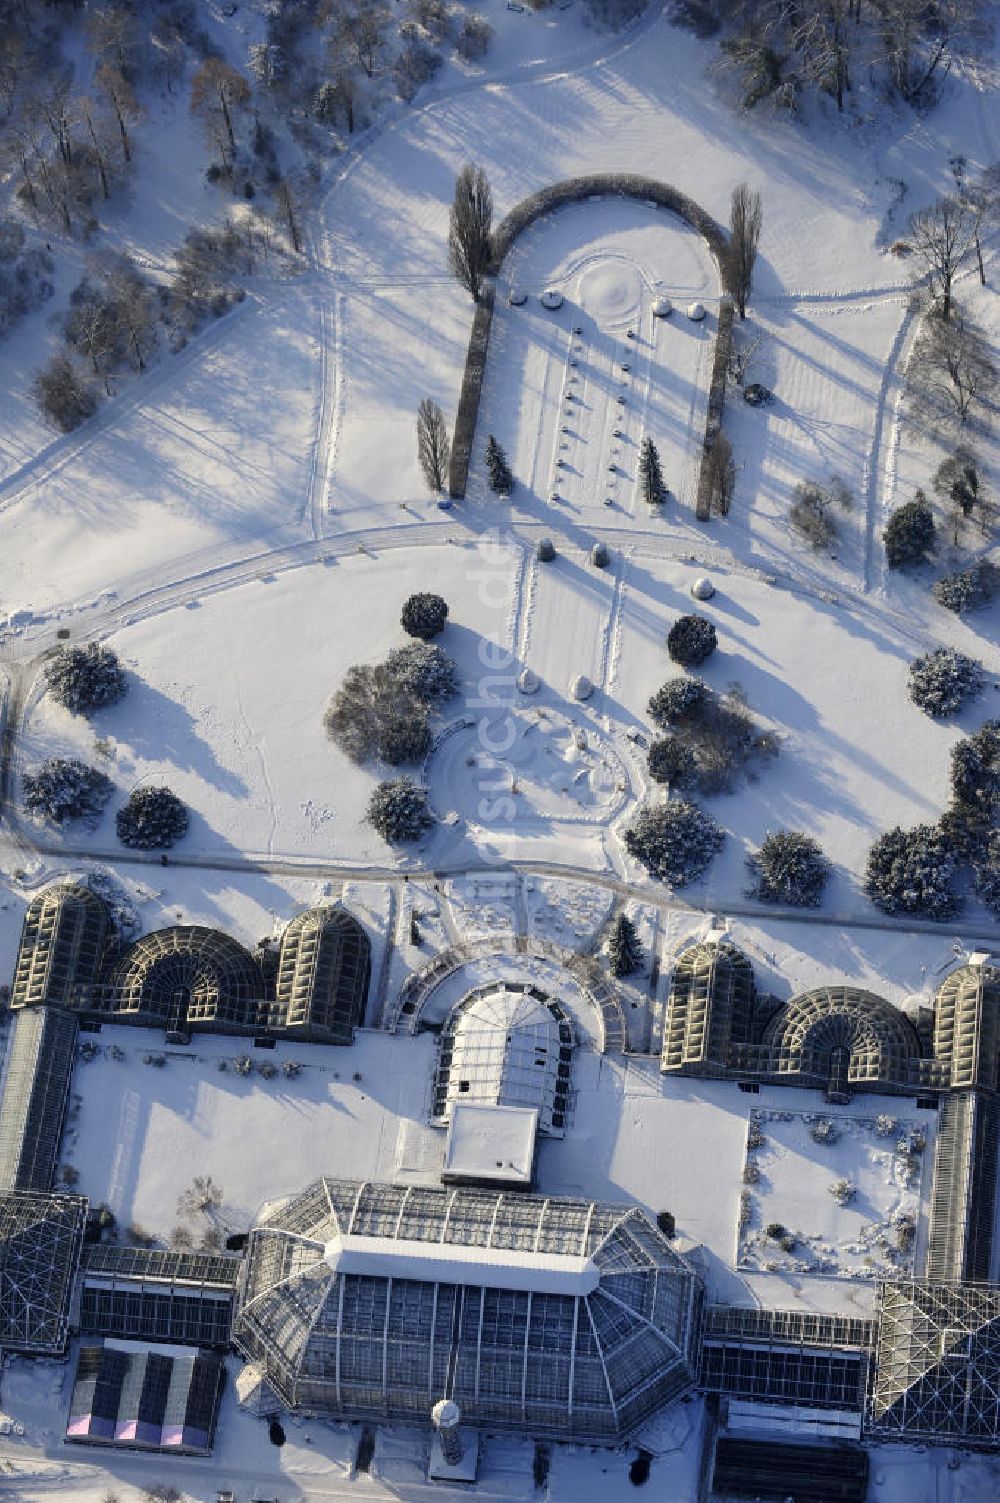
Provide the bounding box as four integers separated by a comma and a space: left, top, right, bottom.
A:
738, 1107, 933, 1281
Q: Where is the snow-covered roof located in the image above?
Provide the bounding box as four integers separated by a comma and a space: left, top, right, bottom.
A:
432, 982, 574, 1135
442, 1102, 538, 1189
322, 1229, 597, 1295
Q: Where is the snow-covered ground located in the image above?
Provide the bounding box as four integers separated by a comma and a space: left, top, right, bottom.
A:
738, 1107, 930, 1280
2, 0, 1000, 1492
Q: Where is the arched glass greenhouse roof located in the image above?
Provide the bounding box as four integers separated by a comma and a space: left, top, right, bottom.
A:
432, 983, 574, 1135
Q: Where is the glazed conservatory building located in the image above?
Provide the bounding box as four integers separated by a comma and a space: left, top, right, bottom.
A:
232, 1179, 703, 1442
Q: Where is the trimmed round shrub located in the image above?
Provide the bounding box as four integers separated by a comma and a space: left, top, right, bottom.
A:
746, 830, 830, 907
648, 677, 707, 728
666, 614, 717, 667
383, 643, 458, 706
116, 787, 189, 849
367, 777, 434, 842
883, 494, 935, 568
934, 560, 999, 614
400, 592, 448, 640
647, 736, 696, 789
45, 643, 127, 714
951, 721, 1000, 811
23, 757, 113, 824
623, 800, 724, 886
907, 647, 982, 718
864, 823, 959, 920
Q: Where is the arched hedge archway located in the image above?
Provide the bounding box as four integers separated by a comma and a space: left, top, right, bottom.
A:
448, 173, 735, 515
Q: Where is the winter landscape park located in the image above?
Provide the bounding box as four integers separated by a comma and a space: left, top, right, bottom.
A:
3, 0, 1000, 1500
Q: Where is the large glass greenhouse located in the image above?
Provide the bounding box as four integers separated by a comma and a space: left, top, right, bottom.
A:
233, 1179, 703, 1441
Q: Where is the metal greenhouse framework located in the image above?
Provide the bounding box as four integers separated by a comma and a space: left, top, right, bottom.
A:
80, 1245, 242, 1348
932, 962, 1000, 1090
275, 907, 371, 1042
661, 941, 755, 1074
12, 884, 110, 1010
0, 1008, 78, 1193
868, 1281, 1000, 1446
233, 1178, 703, 1441
12, 886, 371, 1045
107, 927, 270, 1031
0, 1191, 87, 1354
926, 1091, 999, 1283
432, 983, 574, 1133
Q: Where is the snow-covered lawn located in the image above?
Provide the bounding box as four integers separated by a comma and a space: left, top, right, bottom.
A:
66, 1027, 439, 1241
738, 1107, 931, 1280
468, 200, 718, 518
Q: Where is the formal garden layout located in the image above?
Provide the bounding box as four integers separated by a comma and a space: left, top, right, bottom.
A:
0, 0, 998, 1498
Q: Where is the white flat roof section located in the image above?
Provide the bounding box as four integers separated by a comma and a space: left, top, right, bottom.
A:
442, 1102, 539, 1188
322, 1228, 599, 1297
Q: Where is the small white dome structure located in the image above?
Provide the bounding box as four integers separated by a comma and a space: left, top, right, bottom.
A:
540, 289, 564, 310
517, 668, 540, 695
508, 286, 527, 306
652, 295, 673, 318
686, 301, 706, 322
570, 674, 594, 701
691, 576, 715, 601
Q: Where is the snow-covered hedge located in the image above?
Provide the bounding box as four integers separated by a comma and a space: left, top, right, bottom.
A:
383, 643, 458, 706
973, 832, 1000, 917
745, 830, 830, 907
116, 787, 189, 849
367, 778, 434, 843
883, 495, 935, 568
647, 736, 696, 788
864, 823, 959, 920
648, 676, 707, 727
934, 560, 999, 614
950, 721, 1000, 812
907, 647, 982, 718
23, 758, 113, 824
45, 643, 127, 714
623, 800, 724, 886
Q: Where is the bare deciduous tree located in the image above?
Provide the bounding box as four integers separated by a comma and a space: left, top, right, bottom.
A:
728, 328, 763, 387
877, 0, 978, 103
79, 97, 113, 200
907, 194, 982, 320
336, 2, 392, 77
86, 2, 140, 80
933, 444, 990, 540
33, 353, 98, 431
417, 397, 450, 491
275, 178, 302, 252
789, 0, 853, 111
729, 182, 762, 320
908, 309, 996, 430
96, 62, 140, 165
190, 57, 251, 161
447, 161, 492, 303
